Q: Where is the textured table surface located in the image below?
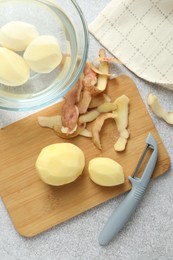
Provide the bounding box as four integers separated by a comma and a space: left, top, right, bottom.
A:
1, 1, 173, 259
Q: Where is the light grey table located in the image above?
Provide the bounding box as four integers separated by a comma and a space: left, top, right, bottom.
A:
1, 1, 173, 259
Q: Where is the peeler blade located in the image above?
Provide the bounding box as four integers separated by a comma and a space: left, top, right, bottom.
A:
132, 144, 150, 178
130, 132, 158, 185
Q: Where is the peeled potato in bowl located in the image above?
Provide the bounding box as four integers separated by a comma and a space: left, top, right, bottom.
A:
0, 47, 30, 86
23, 35, 63, 73
0, 21, 39, 52
35, 143, 85, 186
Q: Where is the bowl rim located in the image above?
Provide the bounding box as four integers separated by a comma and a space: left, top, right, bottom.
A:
0, 0, 89, 111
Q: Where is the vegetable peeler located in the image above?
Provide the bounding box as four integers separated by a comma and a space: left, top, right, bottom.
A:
99, 133, 158, 246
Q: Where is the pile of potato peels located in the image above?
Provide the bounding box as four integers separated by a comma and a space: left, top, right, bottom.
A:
38, 49, 130, 152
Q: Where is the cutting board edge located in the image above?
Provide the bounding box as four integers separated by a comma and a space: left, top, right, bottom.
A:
2, 185, 131, 238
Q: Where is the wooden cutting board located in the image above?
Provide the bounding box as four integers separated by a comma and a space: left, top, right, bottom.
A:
0, 75, 170, 237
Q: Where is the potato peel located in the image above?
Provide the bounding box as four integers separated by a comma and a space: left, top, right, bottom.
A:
79, 109, 100, 123
54, 123, 86, 139
120, 129, 129, 139
38, 115, 61, 129
148, 93, 173, 125
37, 48, 131, 153
114, 137, 127, 152
80, 129, 92, 138
88, 62, 113, 76
113, 95, 130, 152
94, 57, 122, 64
89, 56, 122, 77
61, 105, 79, 134
61, 80, 82, 133
82, 62, 98, 90
89, 93, 111, 109
113, 95, 129, 132
92, 113, 116, 150
84, 49, 109, 96
97, 102, 117, 113
96, 49, 109, 92
77, 89, 92, 114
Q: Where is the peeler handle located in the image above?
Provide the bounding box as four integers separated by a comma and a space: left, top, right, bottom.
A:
98, 178, 147, 246
98, 133, 158, 246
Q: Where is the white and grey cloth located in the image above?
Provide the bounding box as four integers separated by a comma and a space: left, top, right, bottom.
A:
89, 0, 173, 90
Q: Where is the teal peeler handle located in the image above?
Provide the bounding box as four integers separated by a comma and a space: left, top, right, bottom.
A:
99, 133, 158, 246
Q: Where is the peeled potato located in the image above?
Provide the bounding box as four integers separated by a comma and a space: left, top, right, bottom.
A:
24, 35, 63, 73
88, 157, 124, 187
0, 47, 29, 86
0, 21, 39, 51
35, 143, 85, 186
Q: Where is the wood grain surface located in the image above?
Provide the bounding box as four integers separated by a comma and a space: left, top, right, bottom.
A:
0, 75, 170, 237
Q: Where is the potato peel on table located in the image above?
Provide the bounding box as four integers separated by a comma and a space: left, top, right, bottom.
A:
82, 63, 98, 89
77, 89, 92, 114
97, 102, 117, 113
113, 95, 130, 152
54, 123, 86, 139
148, 93, 173, 125
114, 137, 127, 152
38, 115, 61, 129
89, 93, 111, 108
61, 80, 82, 134
92, 113, 116, 150
79, 109, 100, 124
38, 115, 91, 138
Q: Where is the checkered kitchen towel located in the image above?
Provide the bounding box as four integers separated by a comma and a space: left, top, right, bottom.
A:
89, 0, 173, 90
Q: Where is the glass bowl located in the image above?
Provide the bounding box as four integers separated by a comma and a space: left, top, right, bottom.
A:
0, 0, 88, 111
